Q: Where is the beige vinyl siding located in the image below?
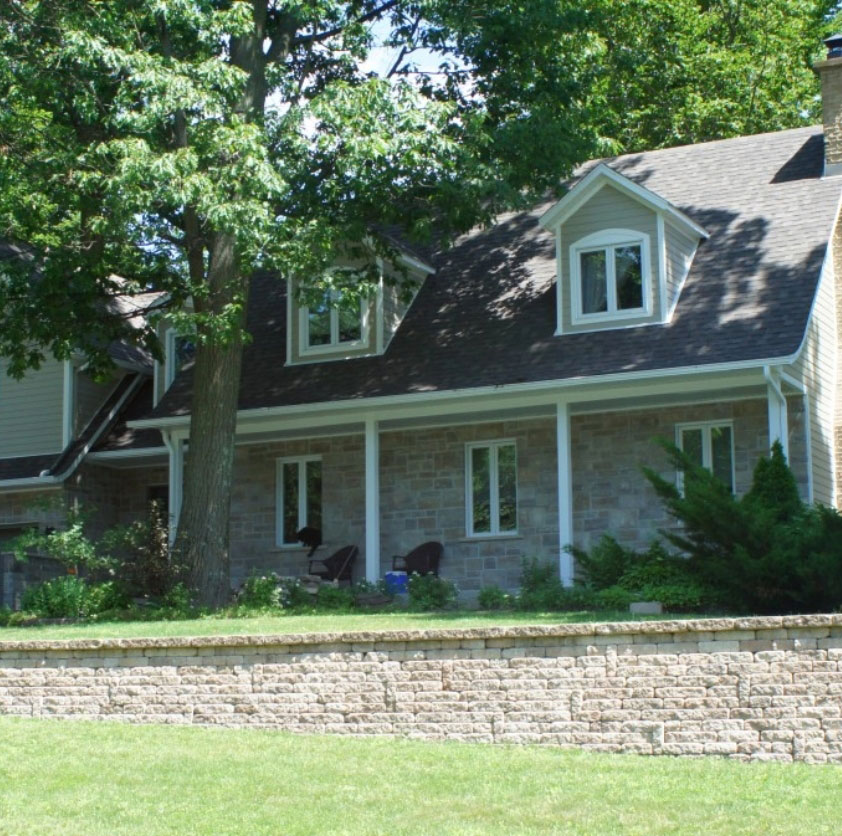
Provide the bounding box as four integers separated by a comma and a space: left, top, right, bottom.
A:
560, 184, 661, 332
382, 272, 424, 349
74, 370, 121, 436
0, 359, 64, 457
664, 221, 698, 315
785, 227, 838, 506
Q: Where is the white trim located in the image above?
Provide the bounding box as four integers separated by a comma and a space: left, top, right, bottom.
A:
539, 164, 709, 240
397, 252, 435, 276
555, 226, 564, 335
664, 219, 695, 322
375, 273, 385, 355
364, 418, 380, 583
675, 419, 736, 493
556, 401, 574, 586
87, 446, 168, 461
763, 365, 789, 460
802, 391, 815, 504
299, 294, 370, 356
465, 439, 518, 537
62, 361, 75, 449
656, 213, 668, 322
286, 286, 293, 366
164, 433, 184, 544
569, 229, 652, 324
129, 358, 792, 432
275, 454, 322, 548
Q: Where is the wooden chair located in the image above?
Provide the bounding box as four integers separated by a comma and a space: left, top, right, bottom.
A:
308, 545, 358, 583
392, 541, 444, 576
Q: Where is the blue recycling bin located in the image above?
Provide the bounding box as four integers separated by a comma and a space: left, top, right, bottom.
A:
384, 571, 408, 595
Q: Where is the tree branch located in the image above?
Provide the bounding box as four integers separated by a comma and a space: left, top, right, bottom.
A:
386, 13, 422, 78
291, 0, 400, 47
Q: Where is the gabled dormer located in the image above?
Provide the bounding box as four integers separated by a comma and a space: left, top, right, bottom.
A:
286, 249, 434, 366
539, 164, 708, 334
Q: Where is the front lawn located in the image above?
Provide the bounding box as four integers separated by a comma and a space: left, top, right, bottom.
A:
0, 608, 697, 643
1, 718, 838, 835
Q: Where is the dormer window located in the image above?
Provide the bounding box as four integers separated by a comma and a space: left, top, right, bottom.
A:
300, 290, 368, 354
570, 230, 651, 324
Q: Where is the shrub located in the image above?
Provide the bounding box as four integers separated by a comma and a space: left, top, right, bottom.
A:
238, 574, 282, 608
477, 584, 512, 610
593, 585, 635, 611
407, 573, 458, 610
315, 584, 355, 610
20, 576, 128, 618
514, 557, 566, 610
569, 536, 635, 589
644, 440, 842, 614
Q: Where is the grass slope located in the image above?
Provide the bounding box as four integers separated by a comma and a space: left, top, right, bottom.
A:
0, 610, 695, 643
0, 718, 839, 835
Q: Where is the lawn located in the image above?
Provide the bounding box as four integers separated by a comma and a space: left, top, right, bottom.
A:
0, 608, 694, 643
0, 718, 839, 835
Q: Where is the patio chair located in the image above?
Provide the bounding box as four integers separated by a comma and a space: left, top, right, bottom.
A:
308, 545, 358, 583
392, 541, 443, 577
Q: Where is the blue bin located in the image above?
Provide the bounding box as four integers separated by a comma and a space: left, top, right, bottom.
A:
384, 571, 408, 595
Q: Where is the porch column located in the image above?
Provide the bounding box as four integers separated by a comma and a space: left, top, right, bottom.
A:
764, 367, 789, 460
165, 433, 184, 545
556, 400, 574, 587
364, 417, 380, 583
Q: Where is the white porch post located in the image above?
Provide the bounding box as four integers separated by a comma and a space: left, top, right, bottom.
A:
556, 400, 574, 587
165, 433, 185, 546
764, 366, 789, 460
61, 360, 74, 449
364, 417, 380, 583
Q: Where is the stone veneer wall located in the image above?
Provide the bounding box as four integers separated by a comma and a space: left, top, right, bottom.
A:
2, 615, 842, 763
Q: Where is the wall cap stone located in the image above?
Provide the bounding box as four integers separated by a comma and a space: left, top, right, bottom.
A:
1, 613, 840, 655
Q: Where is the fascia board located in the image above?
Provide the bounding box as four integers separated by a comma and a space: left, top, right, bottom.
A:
539, 164, 709, 240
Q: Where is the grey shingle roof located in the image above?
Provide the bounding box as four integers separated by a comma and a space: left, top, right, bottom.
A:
148, 126, 841, 420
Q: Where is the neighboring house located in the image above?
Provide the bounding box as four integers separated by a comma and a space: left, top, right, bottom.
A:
3, 40, 842, 604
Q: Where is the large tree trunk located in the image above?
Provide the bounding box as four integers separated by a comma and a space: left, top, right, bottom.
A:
175, 233, 249, 607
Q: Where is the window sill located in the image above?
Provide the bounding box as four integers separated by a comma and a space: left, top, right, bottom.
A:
458, 534, 522, 543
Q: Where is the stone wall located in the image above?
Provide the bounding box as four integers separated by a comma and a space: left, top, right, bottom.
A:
1, 615, 841, 763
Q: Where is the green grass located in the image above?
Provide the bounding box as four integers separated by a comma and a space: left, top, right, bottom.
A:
0, 718, 839, 835
0, 608, 697, 642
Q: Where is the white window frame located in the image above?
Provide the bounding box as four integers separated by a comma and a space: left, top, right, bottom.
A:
569, 228, 651, 325
275, 455, 322, 548
465, 439, 518, 538
164, 328, 196, 389
675, 420, 736, 493
299, 292, 369, 356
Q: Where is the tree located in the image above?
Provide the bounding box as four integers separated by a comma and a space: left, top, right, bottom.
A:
586, 0, 836, 152
0, 1, 602, 605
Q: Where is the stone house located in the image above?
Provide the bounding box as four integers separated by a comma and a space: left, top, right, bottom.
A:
4, 41, 842, 604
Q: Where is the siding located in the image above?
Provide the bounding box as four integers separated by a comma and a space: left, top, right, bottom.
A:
0, 359, 64, 458
381, 277, 420, 349
664, 221, 698, 316
74, 370, 120, 436
560, 184, 660, 332
785, 221, 838, 507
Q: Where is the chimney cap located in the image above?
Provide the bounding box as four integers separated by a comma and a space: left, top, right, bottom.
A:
825, 34, 842, 59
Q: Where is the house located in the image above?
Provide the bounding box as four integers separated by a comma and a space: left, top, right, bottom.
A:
3, 39, 842, 605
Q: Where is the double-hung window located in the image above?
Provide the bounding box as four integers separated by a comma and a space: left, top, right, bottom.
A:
275, 456, 322, 547
676, 421, 735, 493
570, 230, 650, 323
301, 289, 366, 353
466, 440, 518, 536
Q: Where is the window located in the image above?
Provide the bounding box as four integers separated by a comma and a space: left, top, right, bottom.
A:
275, 456, 322, 547
466, 441, 517, 536
676, 422, 735, 493
301, 289, 366, 353
164, 329, 196, 388
570, 229, 650, 323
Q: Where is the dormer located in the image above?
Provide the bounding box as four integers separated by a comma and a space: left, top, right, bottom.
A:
286, 249, 434, 366
539, 164, 708, 334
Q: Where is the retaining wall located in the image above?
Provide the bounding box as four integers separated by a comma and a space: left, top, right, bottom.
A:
2, 615, 842, 763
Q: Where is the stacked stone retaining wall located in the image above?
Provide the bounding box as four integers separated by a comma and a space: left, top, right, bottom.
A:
2, 615, 842, 763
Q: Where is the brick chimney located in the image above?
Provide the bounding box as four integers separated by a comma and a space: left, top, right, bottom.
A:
815, 34, 842, 177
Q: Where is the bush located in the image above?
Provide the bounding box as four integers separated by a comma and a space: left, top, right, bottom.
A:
315, 584, 355, 610
514, 557, 566, 610
477, 585, 512, 610
593, 585, 635, 611
407, 573, 458, 610
238, 574, 282, 608
644, 440, 842, 614
20, 576, 128, 618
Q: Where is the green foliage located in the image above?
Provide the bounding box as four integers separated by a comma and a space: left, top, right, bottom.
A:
10, 506, 116, 574
407, 573, 458, 611
160, 583, 193, 614
644, 441, 842, 614
593, 585, 635, 611
238, 574, 282, 609
314, 584, 355, 611
20, 577, 129, 619
477, 585, 512, 610
514, 558, 567, 610
102, 502, 182, 599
